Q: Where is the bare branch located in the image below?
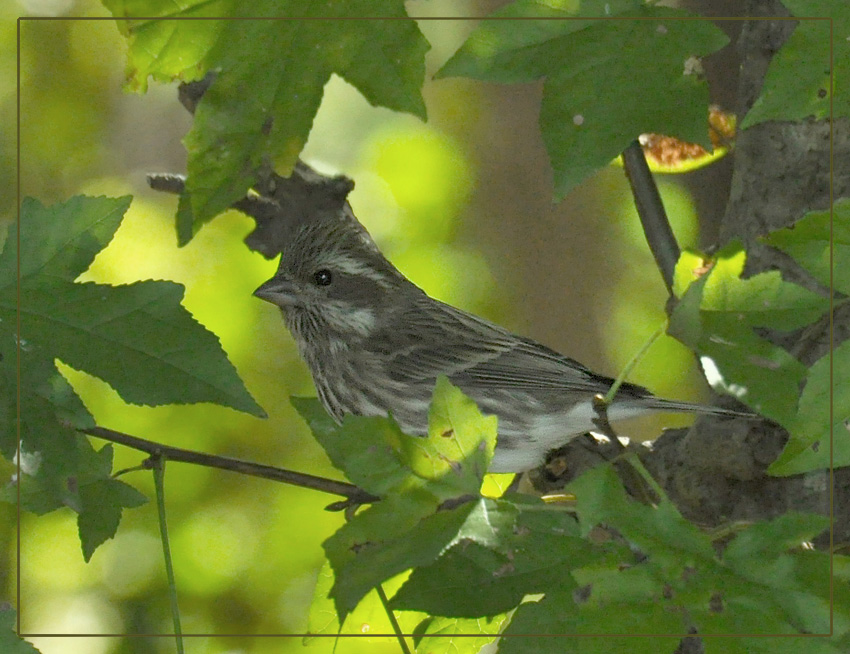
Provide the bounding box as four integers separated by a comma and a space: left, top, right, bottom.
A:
81, 425, 379, 508
621, 140, 680, 295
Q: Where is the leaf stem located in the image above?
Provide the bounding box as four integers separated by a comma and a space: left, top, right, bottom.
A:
624, 451, 670, 506
151, 455, 184, 654
375, 584, 411, 654
604, 321, 667, 404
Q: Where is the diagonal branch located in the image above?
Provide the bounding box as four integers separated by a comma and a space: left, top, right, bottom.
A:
621, 139, 680, 295
81, 425, 379, 507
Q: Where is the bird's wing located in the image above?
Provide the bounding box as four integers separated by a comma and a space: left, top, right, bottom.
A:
368, 295, 651, 399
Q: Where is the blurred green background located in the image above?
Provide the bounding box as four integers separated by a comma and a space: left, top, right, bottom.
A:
5, 1, 722, 652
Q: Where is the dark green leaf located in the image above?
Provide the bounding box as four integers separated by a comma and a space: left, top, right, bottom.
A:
743, 1, 849, 127
438, 0, 645, 83
0, 607, 41, 654
11, 279, 263, 415
0, 195, 258, 559
392, 541, 527, 617
441, 4, 728, 199
0, 195, 264, 417
722, 512, 828, 563
703, 636, 843, 654
0, 195, 130, 286
325, 497, 516, 620
566, 463, 716, 564
392, 500, 599, 617
500, 590, 686, 650
763, 199, 850, 294
291, 397, 412, 496
769, 338, 850, 474
76, 446, 148, 561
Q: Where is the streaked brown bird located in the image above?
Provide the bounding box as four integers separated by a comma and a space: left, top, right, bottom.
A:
255, 212, 753, 473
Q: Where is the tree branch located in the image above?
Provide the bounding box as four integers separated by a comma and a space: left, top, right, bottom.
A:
81, 426, 379, 508
621, 139, 680, 294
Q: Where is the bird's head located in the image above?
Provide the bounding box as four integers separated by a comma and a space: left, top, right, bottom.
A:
253, 217, 408, 341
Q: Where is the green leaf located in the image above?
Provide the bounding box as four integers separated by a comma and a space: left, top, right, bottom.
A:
325, 496, 516, 620
722, 512, 829, 564
1, 442, 148, 562
0, 196, 264, 418
392, 541, 527, 617
305, 560, 340, 638
669, 244, 828, 426
414, 375, 497, 492
76, 445, 148, 561
298, 378, 503, 620
0, 195, 259, 558
105, 1, 429, 228
0, 607, 40, 654
499, 590, 686, 649
769, 338, 850, 474
293, 377, 497, 499
440, 3, 728, 200
392, 498, 600, 618
566, 463, 716, 564
493, 468, 834, 640
0, 196, 130, 286
291, 397, 414, 497
412, 615, 507, 654
0, 434, 100, 515
703, 637, 843, 654
11, 279, 263, 414
102, 0, 229, 92
743, 2, 849, 128
305, 561, 428, 641
763, 198, 850, 294
323, 495, 462, 620
438, 0, 644, 83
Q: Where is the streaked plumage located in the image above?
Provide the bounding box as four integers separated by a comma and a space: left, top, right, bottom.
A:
255, 213, 752, 473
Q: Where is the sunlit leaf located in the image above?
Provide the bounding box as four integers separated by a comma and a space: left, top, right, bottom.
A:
668, 244, 828, 425
293, 376, 497, 499
412, 614, 507, 653
104, 0, 429, 228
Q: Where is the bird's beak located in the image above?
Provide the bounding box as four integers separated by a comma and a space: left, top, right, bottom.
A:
253, 278, 300, 307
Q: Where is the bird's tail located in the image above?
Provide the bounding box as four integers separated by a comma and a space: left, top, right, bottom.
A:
640, 397, 759, 420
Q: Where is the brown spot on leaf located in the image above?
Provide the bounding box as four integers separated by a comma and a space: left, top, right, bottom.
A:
573, 584, 592, 603
709, 592, 724, 613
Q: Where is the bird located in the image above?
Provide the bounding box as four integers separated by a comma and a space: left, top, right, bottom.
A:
253, 212, 754, 473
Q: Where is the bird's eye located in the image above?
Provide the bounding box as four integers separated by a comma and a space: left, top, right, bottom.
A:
313, 269, 333, 286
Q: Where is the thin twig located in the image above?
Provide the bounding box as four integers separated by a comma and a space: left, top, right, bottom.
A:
81, 426, 378, 507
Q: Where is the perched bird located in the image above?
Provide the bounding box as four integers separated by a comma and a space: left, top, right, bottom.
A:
254, 212, 753, 473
